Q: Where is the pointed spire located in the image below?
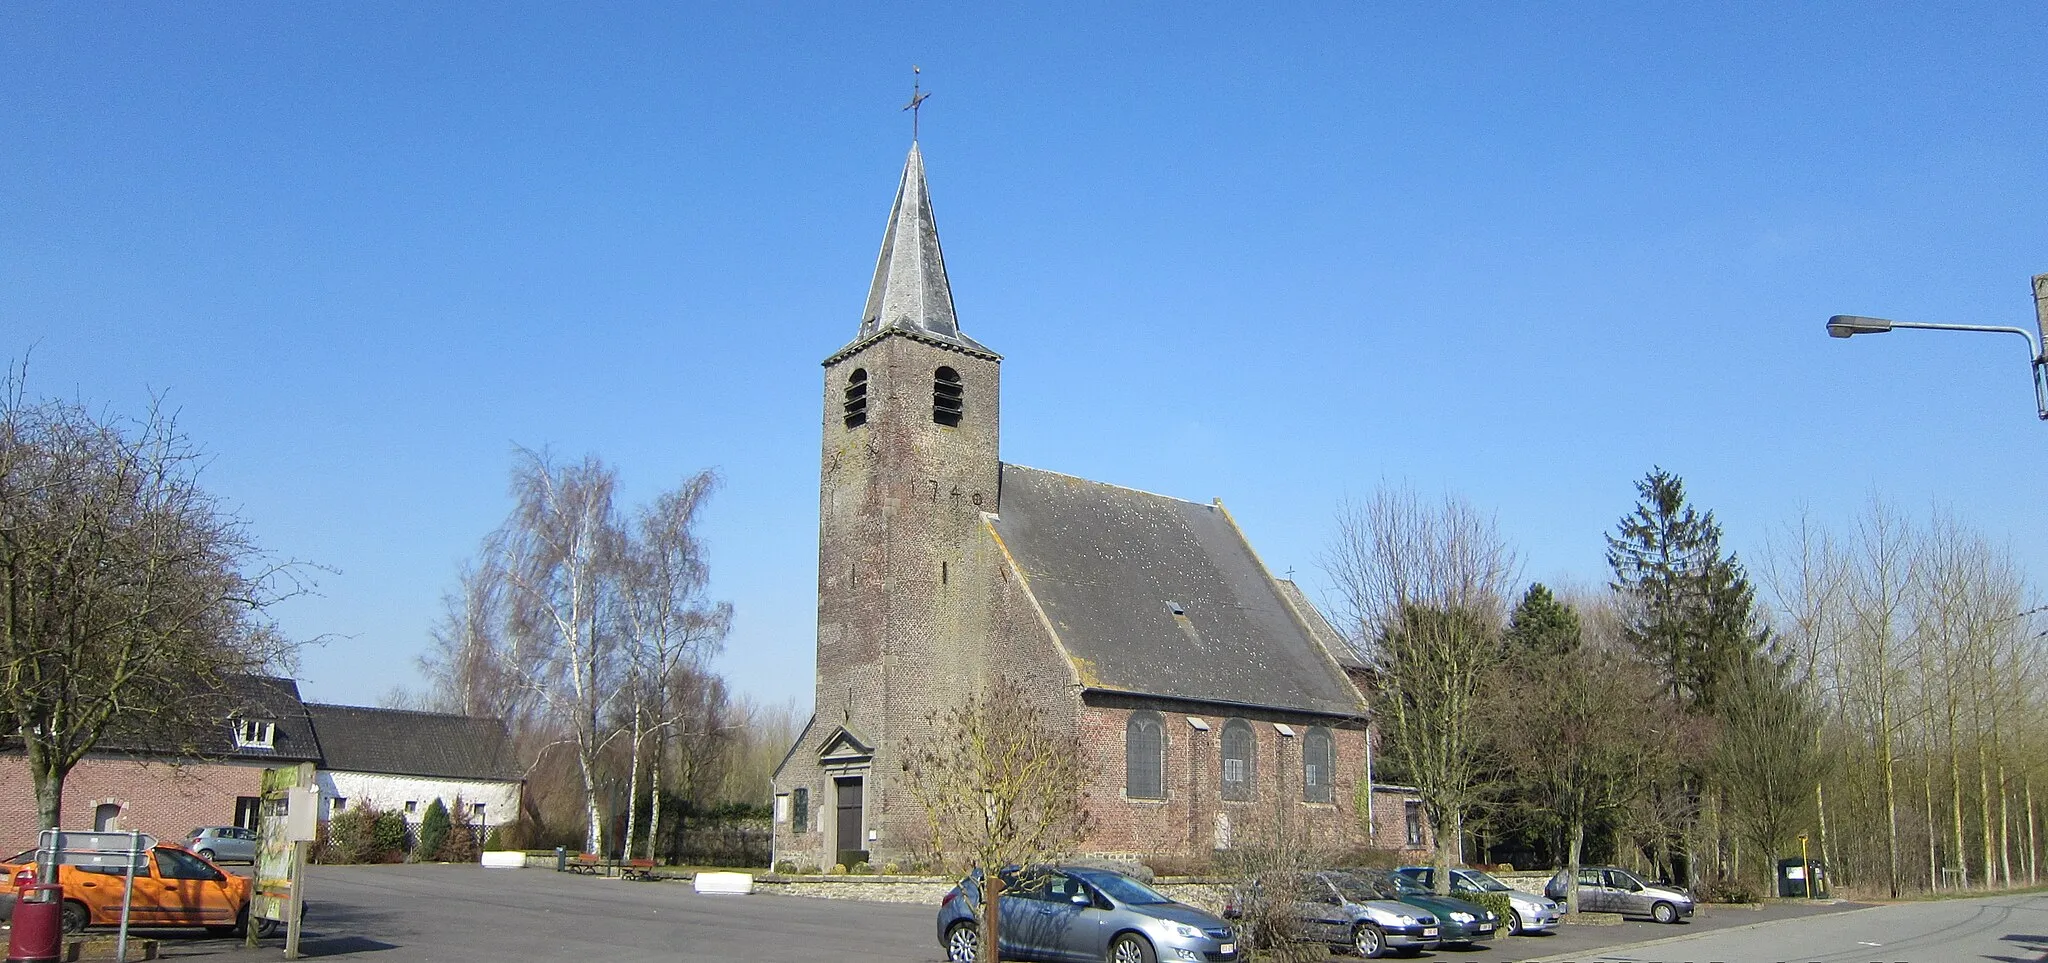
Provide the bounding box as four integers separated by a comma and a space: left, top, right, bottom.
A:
855, 144, 991, 355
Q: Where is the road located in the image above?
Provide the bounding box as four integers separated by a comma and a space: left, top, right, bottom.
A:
1528, 890, 2048, 963
58, 864, 2027, 963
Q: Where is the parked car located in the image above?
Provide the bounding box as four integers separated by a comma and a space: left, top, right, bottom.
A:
1395, 865, 1563, 935
1544, 866, 1695, 923
1223, 870, 1440, 959
0, 845, 271, 936
185, 826, 260, 864
937, 865, 1238, 963
1360, 869, 1497, 947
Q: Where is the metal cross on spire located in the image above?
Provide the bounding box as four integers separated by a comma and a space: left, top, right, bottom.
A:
902, 65, 930, 141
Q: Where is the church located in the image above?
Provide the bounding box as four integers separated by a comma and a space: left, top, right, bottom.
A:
770, 141, 1426, 871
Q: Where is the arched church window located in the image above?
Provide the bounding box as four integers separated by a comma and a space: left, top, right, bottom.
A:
1126, 711, 1165, 800
932, 367, 963, 427
1303, 727, 1334, 803
1221, 719, 1255, 801
843, 369, 869, 429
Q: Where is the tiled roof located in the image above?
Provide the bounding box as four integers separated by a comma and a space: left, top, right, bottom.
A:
303, 704, 522, 782
989, 465, 1364, 718
1276, 578, 1367, 671
100, 675, 323, 763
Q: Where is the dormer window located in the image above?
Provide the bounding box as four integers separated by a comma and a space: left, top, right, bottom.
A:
233, 718, 275, 750
843, 369, 869, 428
933, 367, 962, 426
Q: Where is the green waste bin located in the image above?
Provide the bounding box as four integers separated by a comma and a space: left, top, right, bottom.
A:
1776, 858, 1826, 898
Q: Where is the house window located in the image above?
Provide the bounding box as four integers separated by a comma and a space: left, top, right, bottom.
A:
233, 719, 275, 749
1125, 711, 1165, 800
405, 800, 418, 814
843, 369, 869, 428
932, 367, 963, 426
1221, 719, 1255, 801
472, 803, 486, 819
1405, 801, 1426, 847
1303, 727, 1334, 803
792, 788, 809, 833
331, 797, 347, 813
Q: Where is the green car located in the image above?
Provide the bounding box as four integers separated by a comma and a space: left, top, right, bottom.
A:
1343, 869, 1499, 947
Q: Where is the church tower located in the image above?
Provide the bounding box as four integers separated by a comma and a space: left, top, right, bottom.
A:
805, 143, 1001, 865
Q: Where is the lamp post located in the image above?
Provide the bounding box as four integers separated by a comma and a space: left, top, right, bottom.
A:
1826, 273, 2048, 420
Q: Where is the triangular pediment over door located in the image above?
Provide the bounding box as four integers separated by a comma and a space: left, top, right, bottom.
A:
818, 725, 874, 773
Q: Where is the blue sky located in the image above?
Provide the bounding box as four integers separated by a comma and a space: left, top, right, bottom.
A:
7, 3, 2046, 712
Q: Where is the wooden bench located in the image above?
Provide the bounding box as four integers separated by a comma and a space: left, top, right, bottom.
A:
619, 859, 657, 881
567, 853, 605, 875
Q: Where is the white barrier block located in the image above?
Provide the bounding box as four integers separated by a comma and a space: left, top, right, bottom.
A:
693, 871, 755, 895
480, 851, 526, 869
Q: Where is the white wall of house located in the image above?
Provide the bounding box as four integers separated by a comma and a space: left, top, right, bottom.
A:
314, 770, 520, 834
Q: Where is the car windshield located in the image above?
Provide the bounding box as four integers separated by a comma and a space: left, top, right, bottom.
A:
1331, 874, 1399, 902
1076, 871, 1172, 905
1456, 870, 1512, 892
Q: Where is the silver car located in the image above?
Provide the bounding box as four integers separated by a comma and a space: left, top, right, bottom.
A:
1395, 866, 1563, 935
185, 826, 259, 864
1544, 865, 1695, 923
937, 865, 1238, 963
1226, 871, 1442, 959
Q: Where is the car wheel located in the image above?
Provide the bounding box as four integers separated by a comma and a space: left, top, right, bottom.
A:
61, 900, 89, 934
1352, 922, 1385, 959
944, 921, 979, 962
1652, 901, 1677, 924
198, 848, 216, 860
1109, 932, 1156, 963
256, 918, 281, 939
1505, 910, 1524, 935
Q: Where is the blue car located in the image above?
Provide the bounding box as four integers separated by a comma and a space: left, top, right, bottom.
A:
938, 865, 1239, 963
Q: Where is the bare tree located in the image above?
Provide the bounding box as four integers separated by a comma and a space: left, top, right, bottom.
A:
0, 383, 303, 828
1321, 485, 1518, 893
904, 676, 1091, 963
495, 449, 628, 854
1494, 592, 1689, 911
619, 470, 733, 861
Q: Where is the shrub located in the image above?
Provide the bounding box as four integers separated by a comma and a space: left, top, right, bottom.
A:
322, 803, 389, 864
850, 861, 873, 875
372, 809, 409, 862
440, 797, 480, 863
1465, 890, 1515, 926
774, 860, 798, 875
1142, 853, 1211, 878
418, 799, 451, 861
1330, 846, 1405, 871
796, 862, 820, 875
1697, 875, 1760, 904
881, 861, 901, 875
827, 863, 847, 876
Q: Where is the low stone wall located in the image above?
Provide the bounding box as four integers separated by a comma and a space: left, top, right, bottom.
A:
751, 874, 1235, 910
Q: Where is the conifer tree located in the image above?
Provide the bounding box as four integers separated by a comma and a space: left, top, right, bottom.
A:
1504, 584, 1582, 659
418, 798, 451, 861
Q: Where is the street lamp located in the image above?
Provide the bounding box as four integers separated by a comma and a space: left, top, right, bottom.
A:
1826, 273, 2048, 420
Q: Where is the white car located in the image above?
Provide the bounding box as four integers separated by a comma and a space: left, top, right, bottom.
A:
1397, 866, 1564, 935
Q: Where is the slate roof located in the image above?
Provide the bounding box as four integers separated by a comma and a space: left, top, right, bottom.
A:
1276, 578, 1367, 671
989, 465, 1364, 718
98, 674, 323, 763
829, 142, 995, 364
303, 704, 522, 782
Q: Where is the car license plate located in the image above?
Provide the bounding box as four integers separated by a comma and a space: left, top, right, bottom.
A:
1422, 927, 1438, 937
1479, 924, 1494, 933
1219, 943, 1234, 955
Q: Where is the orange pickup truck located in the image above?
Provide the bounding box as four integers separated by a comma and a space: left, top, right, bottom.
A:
1, 844, 273, 936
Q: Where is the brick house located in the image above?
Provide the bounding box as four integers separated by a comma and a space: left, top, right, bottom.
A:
0, 676, 321, 853
771, 142, 1425, 871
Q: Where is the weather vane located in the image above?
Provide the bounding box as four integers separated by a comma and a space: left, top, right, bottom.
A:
902, 65, 930, 141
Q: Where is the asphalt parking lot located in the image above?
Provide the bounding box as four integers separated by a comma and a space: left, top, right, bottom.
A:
25, 864, 1870, 963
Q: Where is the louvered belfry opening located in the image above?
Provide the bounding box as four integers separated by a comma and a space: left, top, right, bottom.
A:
932, 366, 963, 426
843, 368, 869, 428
